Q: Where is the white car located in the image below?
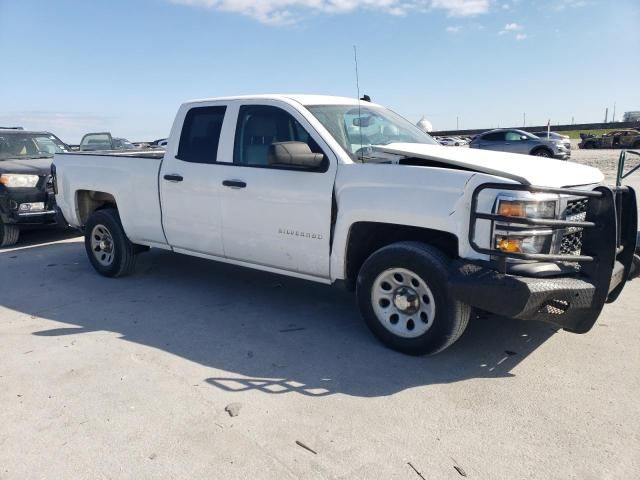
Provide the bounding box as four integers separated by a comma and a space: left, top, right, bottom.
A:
436, 136, 463, 146
53, 94, 637, 355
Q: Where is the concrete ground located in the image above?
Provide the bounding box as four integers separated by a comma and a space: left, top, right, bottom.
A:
1, 149, 639, 479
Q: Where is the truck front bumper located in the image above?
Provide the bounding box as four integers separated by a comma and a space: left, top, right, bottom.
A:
460, 183, 637, 333
450, 260, 627, 333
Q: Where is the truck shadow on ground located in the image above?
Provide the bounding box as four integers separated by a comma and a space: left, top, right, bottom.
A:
3, 242, 558, 398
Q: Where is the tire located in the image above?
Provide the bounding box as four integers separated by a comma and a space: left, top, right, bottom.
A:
0, 219, 20, 247
356, 241, 471, 355
84, 208, 136, 277
532, 148, 552, 157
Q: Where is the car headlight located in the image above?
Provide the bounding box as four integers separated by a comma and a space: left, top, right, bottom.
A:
493, 195, 558, 255
0, 174, 40, 188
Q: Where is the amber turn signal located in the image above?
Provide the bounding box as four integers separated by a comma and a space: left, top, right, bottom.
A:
496, 238, 523, 253
497, 200, 526, 217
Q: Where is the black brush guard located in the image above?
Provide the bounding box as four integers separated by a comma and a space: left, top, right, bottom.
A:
450, 179, 637, 334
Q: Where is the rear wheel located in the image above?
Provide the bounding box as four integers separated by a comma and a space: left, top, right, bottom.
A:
356, 241, 471, 355
0, 219, 20, 247
84, 209, 137, 277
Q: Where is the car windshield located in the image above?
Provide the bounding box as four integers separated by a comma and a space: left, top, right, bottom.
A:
306, 104, 438, 161
0, 132, 68, 160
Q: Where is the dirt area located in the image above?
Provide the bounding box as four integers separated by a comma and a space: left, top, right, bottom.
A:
568, 142, 628, 180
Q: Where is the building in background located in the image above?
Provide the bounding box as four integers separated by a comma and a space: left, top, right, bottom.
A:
623, 111, 640, 122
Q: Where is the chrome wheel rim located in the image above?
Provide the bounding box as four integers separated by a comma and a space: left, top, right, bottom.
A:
90, 224, 115, 267
371, 268, 436, 338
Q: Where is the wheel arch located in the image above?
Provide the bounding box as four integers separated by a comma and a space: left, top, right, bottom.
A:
75, 190, 118, 226
530, 145, 553, 156
342, 221, 459, 290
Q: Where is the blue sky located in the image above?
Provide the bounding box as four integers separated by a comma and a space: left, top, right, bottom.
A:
1, 0, 638, 143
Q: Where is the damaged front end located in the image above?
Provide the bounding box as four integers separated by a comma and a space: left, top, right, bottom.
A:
450, 181, 638, 333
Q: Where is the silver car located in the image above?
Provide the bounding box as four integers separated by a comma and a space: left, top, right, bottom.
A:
469, 128, 570, 159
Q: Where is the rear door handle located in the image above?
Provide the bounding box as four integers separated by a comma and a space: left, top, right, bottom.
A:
222, 180, 247, 189
163, 174, 183, 182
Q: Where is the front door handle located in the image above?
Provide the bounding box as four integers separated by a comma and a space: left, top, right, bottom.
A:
222, 180, 247, 189
164, 174, 184, 182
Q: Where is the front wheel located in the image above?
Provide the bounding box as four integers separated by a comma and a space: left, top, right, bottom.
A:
532, 148, 552, 157
356, 242, 471, 355
84, 208, 137, 277
0, 219, 20, 247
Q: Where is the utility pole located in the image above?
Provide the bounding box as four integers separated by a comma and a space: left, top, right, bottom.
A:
612, 102, 616, 122
604, 107, 609, 123
571, 116, 575, 125
456, 116, 459, 130
523, 112, 526, 127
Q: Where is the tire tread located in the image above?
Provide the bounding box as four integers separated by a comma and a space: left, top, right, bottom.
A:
0, 222, 20, 247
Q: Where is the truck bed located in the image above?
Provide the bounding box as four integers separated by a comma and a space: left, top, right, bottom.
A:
54, 151, 168, 247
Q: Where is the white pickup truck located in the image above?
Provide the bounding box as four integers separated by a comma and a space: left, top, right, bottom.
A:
53, 95, 638, 355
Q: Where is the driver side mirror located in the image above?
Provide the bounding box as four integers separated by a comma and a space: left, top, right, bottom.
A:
269, 142, 325, 169
520, 135, 528, 141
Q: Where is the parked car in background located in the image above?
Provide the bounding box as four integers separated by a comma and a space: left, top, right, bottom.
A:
450, 136, 469, 145
436, 136, 463, 146
531, 131, 571, 151
0, 129, 69, 246
151, 138, 169, 148
79, 132, 136, 151
578, 129, 640, 150
469, 128, 570, 159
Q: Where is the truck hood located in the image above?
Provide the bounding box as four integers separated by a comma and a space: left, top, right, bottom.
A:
375, 143, 603, 187
0, 157, 53, 176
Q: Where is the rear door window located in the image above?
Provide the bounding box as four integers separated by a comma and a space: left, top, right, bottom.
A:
482, 132, 506, 141
177, 106, 227, 164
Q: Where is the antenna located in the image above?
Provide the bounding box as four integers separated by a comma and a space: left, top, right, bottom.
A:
353, 45, 364, 161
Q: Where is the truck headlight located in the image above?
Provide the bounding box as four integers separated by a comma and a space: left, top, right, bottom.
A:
0, 174, 40, 188
493, 196, 558, 255
497, 199, 557, 219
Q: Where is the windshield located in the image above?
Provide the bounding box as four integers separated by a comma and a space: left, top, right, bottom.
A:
306, 104, 438, 161
0, 132, 68, 160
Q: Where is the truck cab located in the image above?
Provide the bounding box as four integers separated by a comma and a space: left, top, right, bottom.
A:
53, 95, 638, 355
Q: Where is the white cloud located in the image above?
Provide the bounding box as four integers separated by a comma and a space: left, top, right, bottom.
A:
170, 0, 490, 25
446, 25, 462, 33
499, 21, 524, 36
553, 0, 587, 10
503, 22, 523, 31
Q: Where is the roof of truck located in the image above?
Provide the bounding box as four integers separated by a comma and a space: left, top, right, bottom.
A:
185, 94, 381, 107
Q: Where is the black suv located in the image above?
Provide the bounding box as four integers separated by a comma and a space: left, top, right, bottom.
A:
0, 128, 69, 246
